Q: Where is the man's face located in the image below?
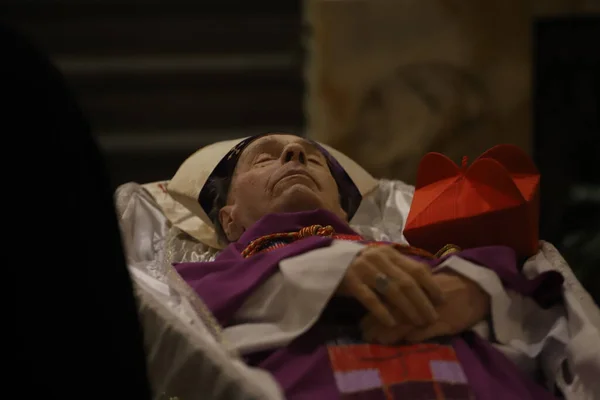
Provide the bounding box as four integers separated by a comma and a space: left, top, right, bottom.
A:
219, 134, 347, 241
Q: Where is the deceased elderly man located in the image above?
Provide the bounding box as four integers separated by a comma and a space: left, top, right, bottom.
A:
172, 133, 562, 400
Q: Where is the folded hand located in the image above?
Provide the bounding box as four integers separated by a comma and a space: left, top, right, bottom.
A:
361, 270, 490, 344
337, 245, 445, 327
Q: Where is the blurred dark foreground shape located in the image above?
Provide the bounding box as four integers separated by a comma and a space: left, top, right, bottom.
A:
3, 24, 152, 399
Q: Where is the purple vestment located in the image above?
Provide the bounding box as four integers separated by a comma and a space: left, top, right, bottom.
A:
176, 210, 562, 400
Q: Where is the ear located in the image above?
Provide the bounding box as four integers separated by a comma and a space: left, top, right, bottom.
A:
219, 205, 244, 242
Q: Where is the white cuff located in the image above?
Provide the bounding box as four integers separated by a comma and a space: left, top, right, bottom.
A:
436, 256, 570, 355
224, 240, 366, 354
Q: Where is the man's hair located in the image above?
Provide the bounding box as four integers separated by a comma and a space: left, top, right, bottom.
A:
205, 175, 233, 245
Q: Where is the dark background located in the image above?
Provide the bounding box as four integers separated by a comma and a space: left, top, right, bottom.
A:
534, 16, 599, 302
1, 0, 305, 187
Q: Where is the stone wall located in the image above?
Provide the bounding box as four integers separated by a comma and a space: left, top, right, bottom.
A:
305, 0, 599, 183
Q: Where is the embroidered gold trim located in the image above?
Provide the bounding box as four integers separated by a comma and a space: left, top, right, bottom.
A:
435, 244, 462, 258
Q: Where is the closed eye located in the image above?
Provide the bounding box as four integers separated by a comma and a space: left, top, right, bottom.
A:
254, 154, 275, 165
308, 157, 323, 165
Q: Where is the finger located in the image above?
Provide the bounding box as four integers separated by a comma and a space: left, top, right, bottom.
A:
363, 323, 413, 345
372, 253, 438, 325
360, 312, 400, 333
362, 254, 428, 326
360, 317, 382, 342
381, 262, 436, 325
404, 320, 452, 342
359, 313, 378, 333
346, 273, 397, 327
388, 249, 445, 305
360, 316, 389, 342
377, 324, 413, 345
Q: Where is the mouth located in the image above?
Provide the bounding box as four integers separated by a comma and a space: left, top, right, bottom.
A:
274, 170, 318, 189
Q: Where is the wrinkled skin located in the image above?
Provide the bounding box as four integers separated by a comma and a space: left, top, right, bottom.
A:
219, 134, 346, 241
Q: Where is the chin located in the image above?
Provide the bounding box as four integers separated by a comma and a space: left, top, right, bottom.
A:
273, 184, 324, 212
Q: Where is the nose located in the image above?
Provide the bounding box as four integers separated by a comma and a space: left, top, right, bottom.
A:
280, 143, 307, 165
